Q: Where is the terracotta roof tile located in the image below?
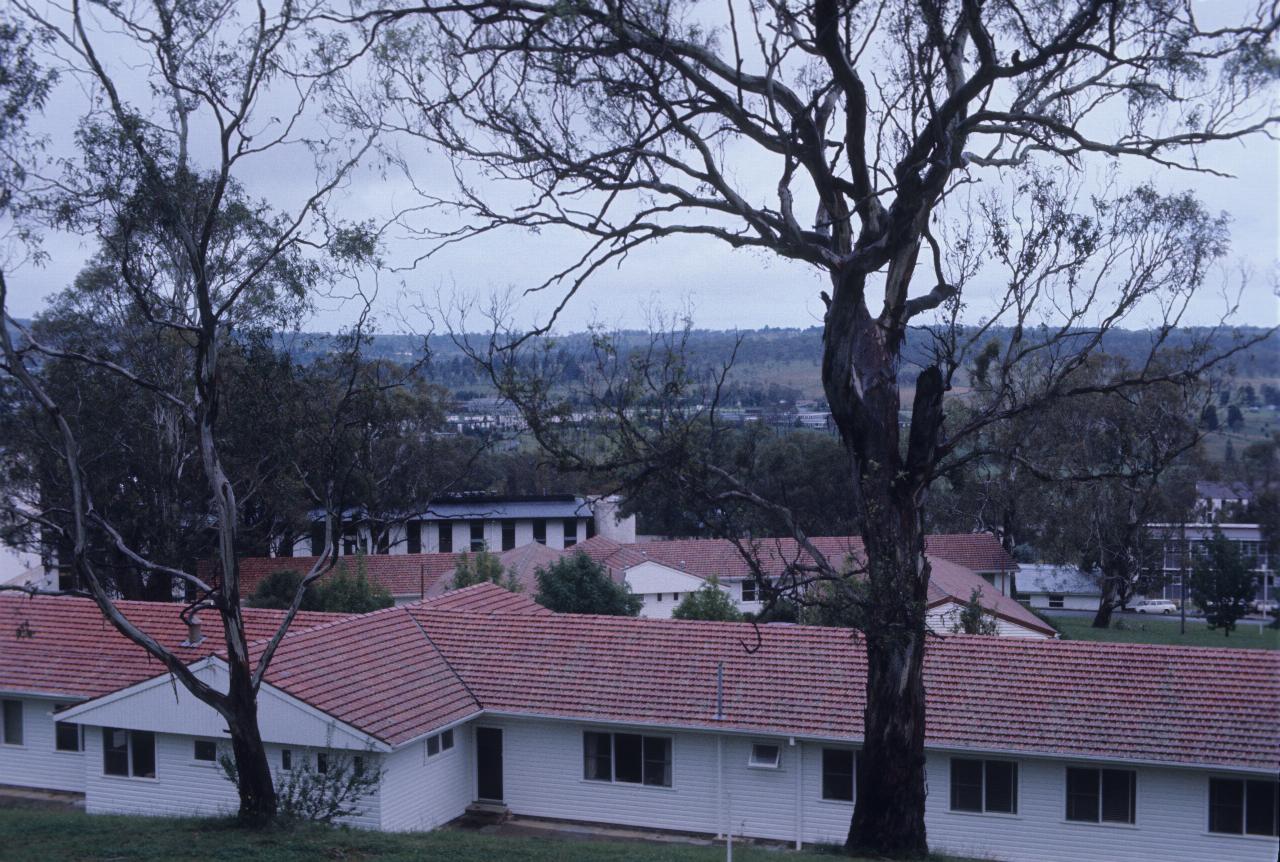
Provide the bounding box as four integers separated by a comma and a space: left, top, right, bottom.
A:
0, 594, 337, 700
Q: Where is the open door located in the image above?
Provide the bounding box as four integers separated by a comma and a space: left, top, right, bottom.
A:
475, 726, 503, 802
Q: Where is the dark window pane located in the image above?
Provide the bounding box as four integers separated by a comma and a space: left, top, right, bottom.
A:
563, 519, 578, 548
614, 733, 643, 783
1209, 778, 1245, 834
438, 523, 453, 553
317, 753, 330, 774
1065, 768, 1099, 822
586, 519, 595, 539
427, 735, 441, 756
1245, 780, 1278, 837
282, 749, 293, 771
2, 700, 22, 746
55, 720, 81, 753
470, 521, 485, 552
310, 522, 326, 555
950, 759, 984, 812
501, 520, 516, 551
193, 740, 217, 762
103, 728, 129, 776
1101, 770, 1136, 824
354, 756, 365, 776
407, 521, 422, 554
131, 731, 156, 778
822, 749, 855, 802
442, 729, 454, 750
533, 520, 547, 545
642, 737, 671, 787
985, 761, 1016, 814
375, 528, 390, 554
583, 732, 611, 781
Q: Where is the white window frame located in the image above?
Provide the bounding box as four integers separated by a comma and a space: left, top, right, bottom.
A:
192, 738, 219, 764
582, 730, 674, 789
101, 728, 157, 780
748, 742, 782, 769
53, 705, 84, 754
741, 579, 759, 603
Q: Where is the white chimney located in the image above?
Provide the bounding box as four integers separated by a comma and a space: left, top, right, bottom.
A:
183, 614, 205, 647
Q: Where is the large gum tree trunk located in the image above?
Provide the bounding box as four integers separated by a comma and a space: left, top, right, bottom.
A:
225, 657, 277, 822
824, 270, 943, 857
846, 503, 931, 857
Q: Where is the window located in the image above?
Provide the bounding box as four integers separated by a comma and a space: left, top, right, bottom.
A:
822, 749, 856, 802
102, 728, 155, 778
672, 592, 679, 601
317, 753, 330, 774
282, 749, 293, 771
427, 735, 441, 756
1210, 777, 1279, 836
586, 519, 595, 539
354, 756, 365, 776
748, 743, 781, 769
741, 579, 759, 603
950, 758, 1017, 814
375, 527, 390, 555
438, 522, 453, 553
563, 519, 578, 548
194, 739, 218, 763
1048, 594, 1065, 609
470, 520, 486, 552
582, 731, 671, 787
311, 522, 327, 555
501, 520, 516, 551
342, 528, 359, 556
407, 521, 422, 554
442, 729, 454, 751
533, 519, 547, 545
2, 700, 22, 746
54, 705, 82, 753
1066, 767, 1136, 824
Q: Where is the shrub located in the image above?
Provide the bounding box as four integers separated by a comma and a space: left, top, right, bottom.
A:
535, 552, 642, 615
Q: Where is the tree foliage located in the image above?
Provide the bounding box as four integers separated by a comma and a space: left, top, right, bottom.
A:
535, 552, 642, 616
950, 588, 998, 636
1189, 530, 1258, 636
449, 550, 522, 592
671, 577, 744, 622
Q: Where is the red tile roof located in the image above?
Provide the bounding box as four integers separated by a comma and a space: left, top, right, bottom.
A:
230, 554, 462, 599
412, 611, 1279, 772
924, 557, 1055, 636
0, 594, 337, 700
5, 589, 1277, 772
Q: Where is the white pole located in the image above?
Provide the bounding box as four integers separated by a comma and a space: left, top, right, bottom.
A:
725, 791, 733, 862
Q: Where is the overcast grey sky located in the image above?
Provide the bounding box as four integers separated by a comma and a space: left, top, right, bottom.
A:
5, 0, 1278, 334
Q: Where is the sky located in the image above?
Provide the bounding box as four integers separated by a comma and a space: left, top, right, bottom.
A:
4, 0, 1278, 336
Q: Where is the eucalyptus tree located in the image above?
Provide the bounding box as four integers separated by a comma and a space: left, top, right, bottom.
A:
0, 0, 375, 821
346, 1, 1278, 853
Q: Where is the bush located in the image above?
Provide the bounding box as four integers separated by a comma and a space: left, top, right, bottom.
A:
245, 556, 393, 615
220, 749, 380, 824
671, 577, 743, 621
950, 588, 998, 635
535, 552, 643, 616
246, 569, 322, 611
449, 550, 522, 592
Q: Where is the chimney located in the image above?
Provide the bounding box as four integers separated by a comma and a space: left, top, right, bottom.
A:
183, 614, 205, 647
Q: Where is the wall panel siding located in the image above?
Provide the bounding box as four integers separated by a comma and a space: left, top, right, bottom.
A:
82, 732, 380, 828
379, 726, 473, 831
0, 697, 85, 792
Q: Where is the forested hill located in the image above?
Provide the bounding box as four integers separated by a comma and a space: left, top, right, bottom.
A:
303, 325, 1280, 401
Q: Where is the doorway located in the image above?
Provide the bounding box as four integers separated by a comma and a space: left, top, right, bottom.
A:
475, 726, 503, 801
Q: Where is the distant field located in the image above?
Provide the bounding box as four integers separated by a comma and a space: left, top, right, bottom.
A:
1048, 613, 1279, 650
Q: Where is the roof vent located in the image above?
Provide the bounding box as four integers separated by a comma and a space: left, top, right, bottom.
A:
182, 614, 205, 647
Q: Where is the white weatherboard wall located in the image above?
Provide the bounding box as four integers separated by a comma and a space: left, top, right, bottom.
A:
379, 725, 473, 831
80, 731, 380, 828
625, 562, 709, 619
485, 716, 1277, 862
925, 601, 1049, 638
0, 696, 85, 792
1027, 594, 1099, 611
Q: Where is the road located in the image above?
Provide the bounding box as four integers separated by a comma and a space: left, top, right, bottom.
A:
1045, 608, 1275, 624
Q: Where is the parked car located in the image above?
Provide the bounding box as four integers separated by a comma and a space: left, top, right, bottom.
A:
1253, 599, 1278, 614
1132, 599, 1178, 615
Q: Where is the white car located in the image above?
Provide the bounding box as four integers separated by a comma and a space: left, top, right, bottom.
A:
1132, 599, 1178, 615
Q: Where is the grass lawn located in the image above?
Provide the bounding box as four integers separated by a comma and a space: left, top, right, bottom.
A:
1047, 613, 1279, 650
0, 808, 976, 862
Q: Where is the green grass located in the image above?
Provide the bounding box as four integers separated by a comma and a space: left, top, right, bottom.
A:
1047, 613, 1279, 649
0, 808, 976, 862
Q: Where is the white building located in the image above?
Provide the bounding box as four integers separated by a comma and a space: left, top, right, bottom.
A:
1, 586, 1275, 862
1017, 564, 1102, 611
1148, 523, 1275, 604
573, 533, 1051, 637
285, 494, 636, 557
